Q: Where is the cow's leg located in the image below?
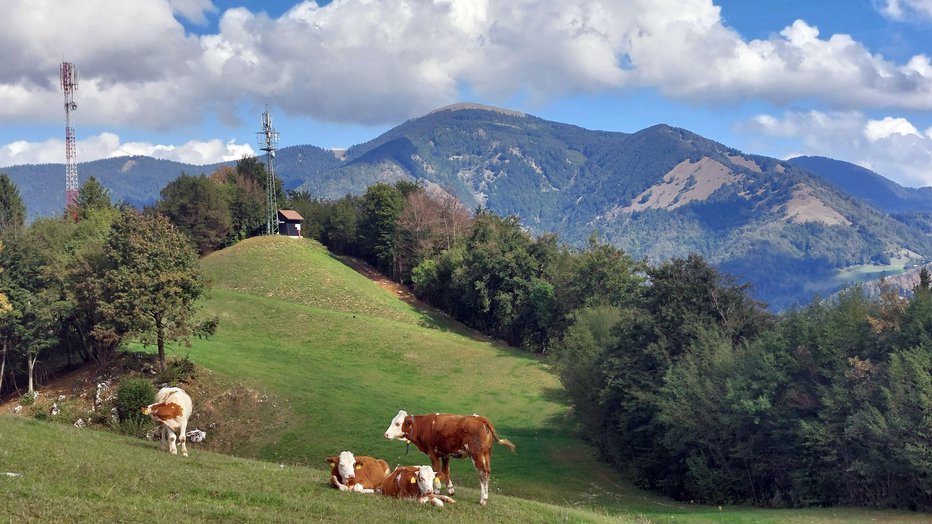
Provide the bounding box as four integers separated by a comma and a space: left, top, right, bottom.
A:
428, 454, 445, 495
473, 451, 491, 506
167, 429, 178, 455
159, 425, 167, 450
330, 475, 348, 491
441, 457, 454, 496
179, 418, 188, 457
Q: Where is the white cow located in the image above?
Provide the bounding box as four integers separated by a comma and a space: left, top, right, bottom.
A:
141, 387, 193, 457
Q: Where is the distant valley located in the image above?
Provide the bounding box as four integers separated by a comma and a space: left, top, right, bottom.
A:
5, 103, 932, 309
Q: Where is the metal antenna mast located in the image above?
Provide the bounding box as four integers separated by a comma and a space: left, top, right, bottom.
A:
60, 61, 79, 212
256, 106, 279, 235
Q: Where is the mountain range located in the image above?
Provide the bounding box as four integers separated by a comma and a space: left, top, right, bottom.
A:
4, 102, 932, 309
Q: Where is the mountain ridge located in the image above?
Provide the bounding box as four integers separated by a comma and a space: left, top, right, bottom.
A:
4, 104, 931, 309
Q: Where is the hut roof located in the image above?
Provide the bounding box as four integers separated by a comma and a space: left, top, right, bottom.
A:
278, 209, 304, 222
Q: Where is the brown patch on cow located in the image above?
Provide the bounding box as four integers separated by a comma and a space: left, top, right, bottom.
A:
380, 467, 422, 498
147, 402, 184, 421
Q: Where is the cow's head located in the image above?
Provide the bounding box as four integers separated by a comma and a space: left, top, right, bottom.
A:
337, 451, 357, 481
383, 410, 411, 441
410, 466, 437, 496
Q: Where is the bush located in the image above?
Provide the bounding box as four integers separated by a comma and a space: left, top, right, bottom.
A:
114, 378, 156, 424
19, 392, 36, 406
157, 355, 196, 385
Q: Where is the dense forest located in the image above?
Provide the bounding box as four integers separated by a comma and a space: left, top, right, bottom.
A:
2, 161, 932, 511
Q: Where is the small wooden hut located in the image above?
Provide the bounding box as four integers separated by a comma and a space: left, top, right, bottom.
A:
278, 209, 304, 237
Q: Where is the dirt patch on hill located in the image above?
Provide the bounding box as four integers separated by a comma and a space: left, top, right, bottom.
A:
1, 353, 289, 458
335, 255, 422, 307
779, 184, 851, 227
618, 157, 741, 214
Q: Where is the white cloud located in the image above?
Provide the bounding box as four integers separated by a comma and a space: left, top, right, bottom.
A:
743, 111, 932, 187
864, 117, 921, 142
877, 0, 932, 20
0, 133, 254, 167
4, 0, 932, 130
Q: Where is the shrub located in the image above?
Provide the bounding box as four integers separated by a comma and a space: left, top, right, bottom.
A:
157, 355, 196, 385
114, 378, 155, 424
19, 392, 36, 406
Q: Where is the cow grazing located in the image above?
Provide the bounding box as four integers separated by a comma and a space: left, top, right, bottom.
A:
326, 451, 391, 493
141, 387, 193, 457
378, 465, 455, 507
383, 410, 516, 505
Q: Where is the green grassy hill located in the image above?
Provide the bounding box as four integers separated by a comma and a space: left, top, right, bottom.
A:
4, 236, 931, 523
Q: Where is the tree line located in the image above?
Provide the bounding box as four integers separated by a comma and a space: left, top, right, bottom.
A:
4, 160, 932, 510
287, 178, 932, 510
0, 173, 210, 398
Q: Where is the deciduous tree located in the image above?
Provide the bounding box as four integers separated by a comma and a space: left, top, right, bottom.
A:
97, 210, 207, 372
157, 173, 232, 255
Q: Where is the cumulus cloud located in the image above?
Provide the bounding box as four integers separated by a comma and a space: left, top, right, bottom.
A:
0, 133, 254, 167
877, 0, 932, 20
743, 110, 932, 187
4, 0, 932, 131
864, 117, 921, 142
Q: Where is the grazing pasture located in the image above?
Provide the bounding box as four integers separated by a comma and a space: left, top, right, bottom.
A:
4, 235, 931, 523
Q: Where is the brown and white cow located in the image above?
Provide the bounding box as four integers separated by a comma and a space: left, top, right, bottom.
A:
326, 451, 391, 493
378, 465, 455, 507
141, 387, 192, 457
383, 410, 516, 505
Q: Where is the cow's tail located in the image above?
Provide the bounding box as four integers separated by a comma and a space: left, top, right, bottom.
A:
482, 417, 517, 454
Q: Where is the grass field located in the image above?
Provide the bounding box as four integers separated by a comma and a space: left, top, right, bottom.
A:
3, 236, 932, 523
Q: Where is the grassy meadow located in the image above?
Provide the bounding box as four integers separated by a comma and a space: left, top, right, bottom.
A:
3, 235, 932, 523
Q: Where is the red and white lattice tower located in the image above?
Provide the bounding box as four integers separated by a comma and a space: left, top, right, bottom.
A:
60, 61, 79, 209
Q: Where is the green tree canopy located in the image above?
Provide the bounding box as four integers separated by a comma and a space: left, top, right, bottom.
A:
157, 173, 232, 255
0, 173, 26, 235
97, 210, 207, 371
358, 183, 404, 274
76, 176, 113, 220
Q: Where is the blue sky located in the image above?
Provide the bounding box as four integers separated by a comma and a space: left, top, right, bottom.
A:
3, 0, 932, 187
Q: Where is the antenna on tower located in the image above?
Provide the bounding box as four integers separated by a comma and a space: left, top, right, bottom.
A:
60, 60, 79, 216
256, 105, 280, 235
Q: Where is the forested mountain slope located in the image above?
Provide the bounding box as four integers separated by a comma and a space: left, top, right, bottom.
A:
6, 104, 931, 308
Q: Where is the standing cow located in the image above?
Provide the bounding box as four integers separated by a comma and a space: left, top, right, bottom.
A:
383, 410, 516, 505
141, 387, 192, 457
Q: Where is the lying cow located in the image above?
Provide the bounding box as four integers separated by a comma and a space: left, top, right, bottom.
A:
383, 410, 516, 505
326, 451, 390, 493
379, 465, 455, 507
141, 387, 193, 457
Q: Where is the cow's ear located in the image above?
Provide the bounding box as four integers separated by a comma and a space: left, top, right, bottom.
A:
355, 463, 362, 470
402, 418, 414, 433
409, 476, 417, 484
325, 456, 337, 466
436, 474, 443, 481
